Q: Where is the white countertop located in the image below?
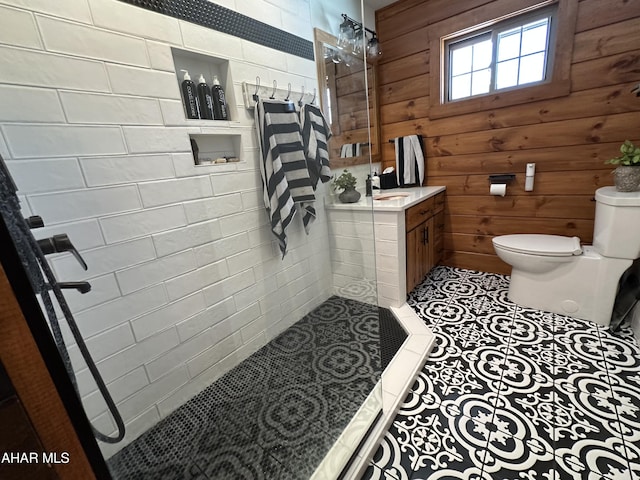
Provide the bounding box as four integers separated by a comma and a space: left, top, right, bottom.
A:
325, 186, 446, 212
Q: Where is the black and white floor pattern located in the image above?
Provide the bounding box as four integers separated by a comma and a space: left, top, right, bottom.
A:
107, 295, 387, 480
363, 266, 640, 480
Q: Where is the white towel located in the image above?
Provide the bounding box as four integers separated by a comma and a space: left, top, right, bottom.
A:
340, 143, 361, 158
394, 135, 425, 187
300, 103, 332, 187
255, 99, 315, 257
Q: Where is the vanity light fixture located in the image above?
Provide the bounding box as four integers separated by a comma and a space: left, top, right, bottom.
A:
338, 14, 382, 62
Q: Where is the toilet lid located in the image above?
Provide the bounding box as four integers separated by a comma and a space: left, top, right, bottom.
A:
493, 234, 582, 257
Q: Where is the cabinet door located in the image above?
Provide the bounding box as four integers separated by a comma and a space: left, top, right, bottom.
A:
407, 219, 433, 293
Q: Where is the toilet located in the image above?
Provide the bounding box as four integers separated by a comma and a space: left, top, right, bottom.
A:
492, 186, 640, 326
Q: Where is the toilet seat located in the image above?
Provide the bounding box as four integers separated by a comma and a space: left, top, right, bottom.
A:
493, 234, 582, 257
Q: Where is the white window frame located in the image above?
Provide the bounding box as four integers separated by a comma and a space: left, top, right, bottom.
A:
427, 0, 577, 120
444, 5, 557, 103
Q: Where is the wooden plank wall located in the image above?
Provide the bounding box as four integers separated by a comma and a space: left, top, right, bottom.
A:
375, 0, 640, 274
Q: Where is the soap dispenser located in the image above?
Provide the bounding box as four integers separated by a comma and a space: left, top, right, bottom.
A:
371, 171, 380, 189
365, 174, 372, 196
197, 74, 214, 120
180, 69, 199, 119
211, 75, 229, 120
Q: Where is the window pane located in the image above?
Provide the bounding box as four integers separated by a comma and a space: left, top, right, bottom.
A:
521, 20, 549, 55
496, 59, 519, 89
497, 27, 521, 61
451, 73, 471, 100
518, 52, 545, 84
472, 39, 493, 70
471, 68, 491, 95
451, 45, 473, 75
445, 5, 556, 103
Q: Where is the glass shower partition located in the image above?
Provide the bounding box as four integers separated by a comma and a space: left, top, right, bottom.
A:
0, 15, 385, 480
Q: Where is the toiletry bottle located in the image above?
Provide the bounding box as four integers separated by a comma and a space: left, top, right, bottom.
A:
197, 74, 214, 120
365, 174, 372, 196
180, 70, 199, 119
211, 75, 229, 120
372, 171, 380, 189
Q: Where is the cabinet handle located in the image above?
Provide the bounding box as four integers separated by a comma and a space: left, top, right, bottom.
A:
422, 227, 429, 244
419, 209, 431, 216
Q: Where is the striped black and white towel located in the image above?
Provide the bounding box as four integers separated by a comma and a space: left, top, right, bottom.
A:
300, 103, 332, 188
394, 135, 425, 187
255, 99, 316, 256
340, 143, 361, 158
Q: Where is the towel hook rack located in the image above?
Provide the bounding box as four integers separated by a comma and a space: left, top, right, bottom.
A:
285, 83, 292, 101
311, 88, 316, 105
298, 85, 305, 106
269, 80, 277, 99
253, 76, 260, 102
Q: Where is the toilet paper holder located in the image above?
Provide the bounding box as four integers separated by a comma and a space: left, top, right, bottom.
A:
489, 174, 516, 184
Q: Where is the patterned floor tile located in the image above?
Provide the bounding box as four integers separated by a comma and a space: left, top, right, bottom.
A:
555, 436, 634, 480
398, 371, 447, 416
468, 312, 517, 346
507, 386, 601, 449
431, 301, 477, 327
259, 423, 336, 480
106, 396, 210, 479
368, 431, 412, 480
602, 372, 640, 444
624, 441, 640, 480
436, 360, 497, 401
449, 296, 490, 316
107, 296, 394, 480
444, 279, 487, 299
598, 331, 640, 378
409, 300, 450, 327
481, 431, 554, 478
422, 328, 465, 365
364, 266, 640, 480
430, 323, 489, 350
480, 289, 518, 313
386, 404, 488, 478
411, 467, 490, 480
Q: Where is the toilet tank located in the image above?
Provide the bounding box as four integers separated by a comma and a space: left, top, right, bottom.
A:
593, 186, 640, 259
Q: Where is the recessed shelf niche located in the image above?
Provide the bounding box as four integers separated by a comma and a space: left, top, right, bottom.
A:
189, 134, 241, 166
171, 47, 236, 122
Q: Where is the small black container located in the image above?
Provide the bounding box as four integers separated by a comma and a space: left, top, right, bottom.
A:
380, 172, 399, 189
211, 75, 229, 120
196, 74, 214, 120
180, 70, 199, 119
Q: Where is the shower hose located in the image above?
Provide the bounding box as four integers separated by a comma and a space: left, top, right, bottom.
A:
0, 160, 125, 444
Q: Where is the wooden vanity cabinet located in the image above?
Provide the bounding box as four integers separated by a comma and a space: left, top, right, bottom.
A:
406, 192, 445, 293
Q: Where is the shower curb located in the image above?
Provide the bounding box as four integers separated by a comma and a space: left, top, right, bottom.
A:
311, 303, 435, 479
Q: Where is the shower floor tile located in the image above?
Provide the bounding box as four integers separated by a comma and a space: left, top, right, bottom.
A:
364, 266, 640, 480
107, 296, 398, 480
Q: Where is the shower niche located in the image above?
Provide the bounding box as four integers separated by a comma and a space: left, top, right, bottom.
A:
189, 133, 241, 166
171, 47, 236, 123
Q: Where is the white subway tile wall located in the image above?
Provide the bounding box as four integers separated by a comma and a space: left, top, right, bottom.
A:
0, 0, 332, 460
0, 85, 65, 123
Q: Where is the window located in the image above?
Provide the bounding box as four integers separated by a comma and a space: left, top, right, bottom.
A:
445, 7, 555, 102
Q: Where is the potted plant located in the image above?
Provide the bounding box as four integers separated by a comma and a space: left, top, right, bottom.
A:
606, 140, 640, 192
332, 169, 361, 203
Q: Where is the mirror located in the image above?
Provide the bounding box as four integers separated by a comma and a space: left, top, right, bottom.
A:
313, 28, 380, 169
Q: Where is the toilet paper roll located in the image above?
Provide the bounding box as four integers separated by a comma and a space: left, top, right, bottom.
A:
490, 183, 507, 197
